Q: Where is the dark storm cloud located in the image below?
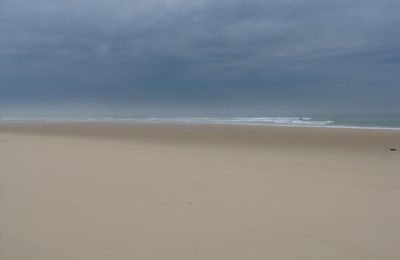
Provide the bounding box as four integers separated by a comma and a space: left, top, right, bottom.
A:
1, 0, 400, 113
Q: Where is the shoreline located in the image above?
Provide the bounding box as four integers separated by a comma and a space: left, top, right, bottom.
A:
1, 121, 399, 143
1, 119, 400, 132
1, 116, 400, 131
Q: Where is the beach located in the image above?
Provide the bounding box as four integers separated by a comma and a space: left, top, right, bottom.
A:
1, 122, 399, 259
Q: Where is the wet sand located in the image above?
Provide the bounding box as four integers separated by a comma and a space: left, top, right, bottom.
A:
1, 123, 399, 259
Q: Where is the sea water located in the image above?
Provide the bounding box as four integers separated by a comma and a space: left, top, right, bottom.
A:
1, 114, 400, 130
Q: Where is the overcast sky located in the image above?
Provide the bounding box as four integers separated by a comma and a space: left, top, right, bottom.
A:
1, 0, 400, 116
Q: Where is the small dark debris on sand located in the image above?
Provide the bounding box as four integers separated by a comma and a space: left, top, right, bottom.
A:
389, 148, 397, 151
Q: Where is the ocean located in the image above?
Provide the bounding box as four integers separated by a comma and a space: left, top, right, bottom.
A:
1, 114, 400, 130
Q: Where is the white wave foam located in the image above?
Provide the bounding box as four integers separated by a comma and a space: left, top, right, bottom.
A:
131, 117, 334, 126
0, 117, 333, 126
1, 117, 400, 131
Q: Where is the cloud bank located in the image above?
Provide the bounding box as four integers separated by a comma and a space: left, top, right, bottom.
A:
1, 0, 400, 114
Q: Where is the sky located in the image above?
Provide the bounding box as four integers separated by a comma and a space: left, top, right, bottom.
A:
1, 0, 400, 116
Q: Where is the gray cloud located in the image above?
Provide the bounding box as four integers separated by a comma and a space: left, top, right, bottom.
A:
1, 0, 400, 114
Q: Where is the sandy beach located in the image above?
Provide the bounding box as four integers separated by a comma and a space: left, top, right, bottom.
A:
1, 123, 399, 260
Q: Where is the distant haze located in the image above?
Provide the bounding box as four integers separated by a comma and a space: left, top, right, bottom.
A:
1, 0, 400, 117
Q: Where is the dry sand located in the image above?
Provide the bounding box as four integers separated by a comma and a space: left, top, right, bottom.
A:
1, 123, 399, 259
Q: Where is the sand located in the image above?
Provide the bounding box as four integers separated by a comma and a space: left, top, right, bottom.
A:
1, 123, 399, 260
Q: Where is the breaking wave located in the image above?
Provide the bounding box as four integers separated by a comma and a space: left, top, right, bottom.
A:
0, 117, 333, 126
